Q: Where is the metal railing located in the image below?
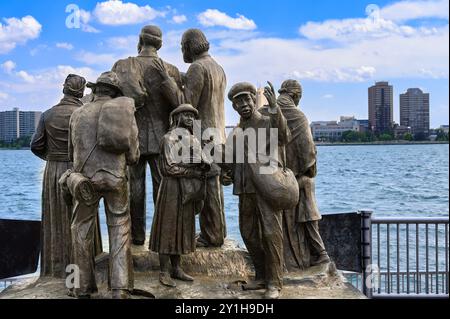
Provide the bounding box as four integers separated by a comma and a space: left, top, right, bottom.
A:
360, 213, 449, 299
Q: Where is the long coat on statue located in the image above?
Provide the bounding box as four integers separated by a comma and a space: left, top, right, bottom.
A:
261, 93, 321, 270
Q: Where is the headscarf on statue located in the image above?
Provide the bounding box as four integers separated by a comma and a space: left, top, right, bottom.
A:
260, 93, 316, 177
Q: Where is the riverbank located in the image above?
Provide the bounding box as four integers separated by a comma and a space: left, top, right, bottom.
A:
1, 141, 449, 150
316, 141, 449, 146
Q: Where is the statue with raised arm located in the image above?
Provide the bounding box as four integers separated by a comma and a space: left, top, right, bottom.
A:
221, 82, 292, 299
260, 79, 330, 270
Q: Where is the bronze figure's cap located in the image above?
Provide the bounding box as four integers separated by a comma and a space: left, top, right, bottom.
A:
170, 104, 199, 118
139, 25, 163, 49
64, 74, 86, 94
87, 71, 123, 96
228, 82, 256, 101
140, 25, 162, 40
279, 79, 302, 94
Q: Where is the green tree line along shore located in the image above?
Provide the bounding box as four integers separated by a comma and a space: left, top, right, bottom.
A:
0, 136, 32, 149
321, 129, 449, 143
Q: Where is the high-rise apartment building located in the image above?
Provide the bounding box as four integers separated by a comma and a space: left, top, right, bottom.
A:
368, 82, 394, 134
400, 88, 430, 136
0, 108, 41, 142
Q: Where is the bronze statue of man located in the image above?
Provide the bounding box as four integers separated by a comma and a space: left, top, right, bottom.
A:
154, 29, 227, 248
149, 104, 211, 288
68, 72, 140, 299
260, 79, 330, 270
222, 82, 291, 299
31, 74, 102, 278
112, 25, 183, 246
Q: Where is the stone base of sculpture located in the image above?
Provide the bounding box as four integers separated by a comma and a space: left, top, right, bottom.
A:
0, 240, 365, 299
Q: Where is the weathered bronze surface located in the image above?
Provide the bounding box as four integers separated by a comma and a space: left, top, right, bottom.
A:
17, 26, 356, 301
112, 25, 183, 246
149, 104, 212, 288
30, 74, 103, 278
222, 81, 291, 299
68, 71, 139, 299
260, 80, 330, 271
154, 29, 227, 248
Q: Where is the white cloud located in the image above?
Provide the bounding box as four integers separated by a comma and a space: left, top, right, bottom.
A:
322, 94, 334, 99
292, 66, 377, 82
299, 16, 441, 42
1, 60, 16, 74
93, 0, 166, 26
0, 65, 100, 110
16, 70, 36, 83
56, 42, 74, 50
0, 15, 42, 54
198, 9, 257, 30
76, 51, 119, 66
380, 0, 449, 22
211, 28, 448, 85
172, 15, 187, 24
105, 36, 137, 50
0, 91, 8, 100
299, 0, 448, 43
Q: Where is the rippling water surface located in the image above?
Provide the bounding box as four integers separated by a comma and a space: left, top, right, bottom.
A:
0, 144, 448, 244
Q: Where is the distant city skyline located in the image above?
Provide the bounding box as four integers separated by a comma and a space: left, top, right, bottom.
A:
0, 0, 448, 127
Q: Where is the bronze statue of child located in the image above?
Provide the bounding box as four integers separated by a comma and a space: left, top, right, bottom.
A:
149, 104, 211, 287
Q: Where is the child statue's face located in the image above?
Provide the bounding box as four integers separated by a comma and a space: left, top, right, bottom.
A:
179, 112, 195, 129
233, 94, 255, 120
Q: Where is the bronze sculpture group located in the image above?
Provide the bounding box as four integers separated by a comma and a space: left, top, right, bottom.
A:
31, 25, 329, 299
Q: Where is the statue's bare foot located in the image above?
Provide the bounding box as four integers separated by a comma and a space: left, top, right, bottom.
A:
160, 272, 177, 287
242, 280, 265, 291
172, 268, 194, 282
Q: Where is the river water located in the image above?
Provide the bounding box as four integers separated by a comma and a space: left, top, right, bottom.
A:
0, 144, 448, 244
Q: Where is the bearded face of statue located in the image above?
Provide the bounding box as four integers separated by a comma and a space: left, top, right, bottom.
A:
181, 41, 193, 63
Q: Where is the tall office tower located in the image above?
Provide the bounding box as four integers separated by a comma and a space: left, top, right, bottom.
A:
368, 82, 394, 134
400, 88, 430, 136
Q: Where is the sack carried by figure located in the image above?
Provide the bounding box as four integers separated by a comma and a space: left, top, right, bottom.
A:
97, 96, 138, 154
58, 170, 99, 207
59, 97, 136, 206
249, 150, 299, 211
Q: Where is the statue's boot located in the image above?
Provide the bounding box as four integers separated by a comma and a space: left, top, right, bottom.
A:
172, 268, 194, 282
195, 234, 209, 247
242, 280, 265, 291
111, 289, 131, 299
263, 286, 280, 299
311, 253, 331, 266
160, 272, 177, 287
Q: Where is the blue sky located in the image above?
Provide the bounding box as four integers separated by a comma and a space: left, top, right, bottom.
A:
0, 0, 448, 127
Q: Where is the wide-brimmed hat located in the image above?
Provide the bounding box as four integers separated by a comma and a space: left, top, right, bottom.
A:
170, 104, 199, 118
87, 71, 123, 96
227, 82, 256, 101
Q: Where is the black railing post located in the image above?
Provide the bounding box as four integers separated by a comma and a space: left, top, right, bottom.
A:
361, 210, 373, 298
